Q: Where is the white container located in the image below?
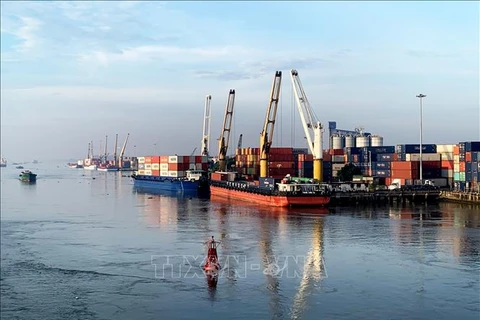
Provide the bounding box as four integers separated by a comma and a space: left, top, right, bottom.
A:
406, 154, 441, 161
332, 163, 346, 171
137, 170, 145, 175
151, 163, 160, 170
168, 156, 184, 163
138, 157, 145, 164
160, 171, 169, 176
436, 144, 456, 153
160, 163, 169, 171
144, 170, 152, 176
145, 163, 152, 170
370, 135, 384, 147
453, 155, 460, 163
332, 155, 346, 163
439, 152, 454, 161
454, 163, 460, 172
168, 170, 185, 177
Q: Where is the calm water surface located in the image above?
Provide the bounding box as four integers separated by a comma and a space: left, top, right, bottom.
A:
1, 163, 479, 320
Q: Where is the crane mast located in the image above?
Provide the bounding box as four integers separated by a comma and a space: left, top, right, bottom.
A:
113, 134, 118, 167
201, 95, 212, 157
119, 133, 130, 168
290, 69, 324, 181
218, 89, 235, 172
260, 71, 282, 178
104, 135, 108, 164
237, 134, 243, 150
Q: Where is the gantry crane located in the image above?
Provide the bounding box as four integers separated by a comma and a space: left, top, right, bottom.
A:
260, 71, 282, 178
113, 134, 118, 167
237, 134, 243, 150
201, 95, 212, 157
290, 69, 324, 181
217, 89, 235, 172
118, 133, 130, 168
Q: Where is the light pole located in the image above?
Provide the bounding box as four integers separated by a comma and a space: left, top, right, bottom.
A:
416, 94, 426, 183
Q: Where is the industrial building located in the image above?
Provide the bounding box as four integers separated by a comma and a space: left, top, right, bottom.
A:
328, 121, 384, 149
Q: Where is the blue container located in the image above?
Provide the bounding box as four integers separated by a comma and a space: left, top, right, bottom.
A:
368, 146, 396, 154
375, 162, 391, 169
259, 177, 276, 188
373, 169, 390, 177
465, 141, 480, 152
459, 154, 465, 162
459, 142, 466, 151
466, 162, 472, 172
458, 182, 466, 191
472, 152, 480, 162
322, 161, 332, 168
345, 147, 362, 155
397, 144, 437, 154
377, 154, 395, 162
466, 171, 472, 182
423, 169, 442, 179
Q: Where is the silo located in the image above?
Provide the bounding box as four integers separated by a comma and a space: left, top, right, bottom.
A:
356, 135, 370, 147
370, 135, 384, 147
345, 134, 356, 148
332, 134, 345, 149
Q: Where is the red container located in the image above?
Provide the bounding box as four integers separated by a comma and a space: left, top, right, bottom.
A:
160, 156, 169, 163
420, 161, 441, 169
459, 162, 466, 172
441, 160, 454, 170
391, 170, 418, 180
145, 156, 152, 163
151, 170, 160, 176
466, 152, 472, 162
195, 156, 202, 163
329, 149, 344, 156
391, 161, 419, 170
322, 153, 331, 162
151, 156, 160, 163
453, 146, 460, 155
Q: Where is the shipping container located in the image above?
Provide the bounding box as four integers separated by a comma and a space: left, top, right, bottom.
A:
145, 157, 152, 164
441, 169, 454, 178
377, 154, 396, 162
329, 149, 345, 156
160, 170, 169, 176
391, 170, 419, 179
259, 177, 276, 188
441, 160, 454, 170
345, 147, 362, 155
436, 144, 457, 153
144, 170, 152, 176
168, 156, 184, 163
366, 146, 396, 154
151, 163, 160, 170
438, 152, 454, 161
332, 155, 346, 163
160, 163, 169, 171
465, 141, 480, 152
397, 144, 437, 154
406, 153, 441, 161
374, 162, 391, 169
373, 170, 391, 177
168, 171, 185, 178
472, 152, 480, 162
151, 156, 160, 163
137, 157, 145, 164
391, 161, 419, 170
145, 163, 152, 170
138, 170, 146, 175
151, 170, 160, 176
138, 163, 145, 170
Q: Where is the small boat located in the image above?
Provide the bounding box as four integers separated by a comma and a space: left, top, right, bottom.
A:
0, 157, 6, 168
19, 170, 37, 183
84, 165, 97, 171
67, 163, 83, 168
15, 165, 24, 169
97, 164, 119, 172
203, 236, 221, 287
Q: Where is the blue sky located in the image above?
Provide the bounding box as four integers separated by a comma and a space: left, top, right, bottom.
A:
1, 1, 479, 161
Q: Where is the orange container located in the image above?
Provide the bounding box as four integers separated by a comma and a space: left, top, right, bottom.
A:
453, 145, 460, 155
160, 156, 169, 163
441, 160, 454, 170
466, 152, 472, 162
459, 162, 466, 172
151, 156, 160, 163
151, 170, 160, 176
145, 156, 152, 163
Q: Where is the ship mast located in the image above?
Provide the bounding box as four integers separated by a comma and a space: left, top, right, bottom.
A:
114, 134, 118, 167
104, 135, 108, 164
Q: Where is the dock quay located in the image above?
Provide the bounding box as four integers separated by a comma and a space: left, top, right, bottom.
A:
329, 189, 441, 205
439, 191, 480, 205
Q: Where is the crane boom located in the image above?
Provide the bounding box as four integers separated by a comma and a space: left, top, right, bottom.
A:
290, 69, 324, 181
119, 133, 130, 168
201, 95, 212, 157
260, 71, 282, 178
113, 133, 118, 167
218, 89, 235, 172
237, 134, 243, 149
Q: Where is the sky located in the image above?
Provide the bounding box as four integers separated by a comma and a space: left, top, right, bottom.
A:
1, 1, 479, 161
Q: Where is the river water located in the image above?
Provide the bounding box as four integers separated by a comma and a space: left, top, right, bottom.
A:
1, 163, 479, 320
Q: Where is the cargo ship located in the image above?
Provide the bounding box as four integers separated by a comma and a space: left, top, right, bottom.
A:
19, 170, 37, 183
132, 155, 210, 195
210, 173, 330, 207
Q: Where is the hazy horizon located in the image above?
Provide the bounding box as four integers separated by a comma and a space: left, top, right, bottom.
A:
1, 1, 479, 162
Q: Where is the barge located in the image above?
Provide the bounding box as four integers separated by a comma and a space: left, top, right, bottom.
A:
210, 175, 330, 207
132, 169, 209, 195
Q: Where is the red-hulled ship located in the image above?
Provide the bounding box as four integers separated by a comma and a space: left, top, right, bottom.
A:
210, 174, 330, 207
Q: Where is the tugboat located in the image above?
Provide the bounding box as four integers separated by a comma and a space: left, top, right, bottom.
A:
203, 236, 221, 287
19, 170, 37, 183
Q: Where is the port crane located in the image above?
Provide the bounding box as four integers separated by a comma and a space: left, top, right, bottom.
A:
201, 95, 212, 157
217, 89, 236, 172
237, 134, 243, 150
290, 69, 324, 181
113, 134, 118, 167
260, 71, 283, 178
118, 133, 130, 168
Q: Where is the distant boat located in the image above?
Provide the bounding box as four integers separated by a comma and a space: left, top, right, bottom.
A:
32, 160, 39, 164
19, 170, 37, 183
97, 164, 119, 172
67, 163, 83, 168
0, 157, 6, 168
84, 165, 97, 171
15, 165, 24, 169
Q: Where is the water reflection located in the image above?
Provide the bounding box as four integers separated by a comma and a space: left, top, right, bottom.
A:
134, 187, 180, 230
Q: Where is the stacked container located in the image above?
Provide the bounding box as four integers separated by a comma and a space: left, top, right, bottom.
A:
461, 141, 480, 191
136, 155, 208, 177
437, 144, 456, 187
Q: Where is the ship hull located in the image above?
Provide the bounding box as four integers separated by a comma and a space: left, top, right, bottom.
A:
98, 168, 119, 172
19, 173, 37, 183
133, 175, 205, 193
210, 185, 330, 207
